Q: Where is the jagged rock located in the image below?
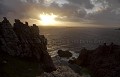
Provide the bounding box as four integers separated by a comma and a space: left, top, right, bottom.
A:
40, 66, 81, 77
57, 50, 72, 58
0, 17, 56, 73
73, 43, 120, 77
0, 17, 22, 56
31, 24, 39, 35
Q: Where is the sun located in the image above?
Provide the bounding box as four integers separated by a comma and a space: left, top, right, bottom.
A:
39, 13, 58, 26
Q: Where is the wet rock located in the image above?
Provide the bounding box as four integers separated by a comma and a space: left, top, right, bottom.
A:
40, 66, 81, 77
57, 50, 72, 58
68, 57, 77, 64
68, 59, 76, 64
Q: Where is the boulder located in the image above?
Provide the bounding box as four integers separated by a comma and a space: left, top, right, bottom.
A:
57, 50, 72, 58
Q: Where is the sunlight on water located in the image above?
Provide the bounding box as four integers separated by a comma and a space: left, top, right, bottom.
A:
40, 27, 120, 57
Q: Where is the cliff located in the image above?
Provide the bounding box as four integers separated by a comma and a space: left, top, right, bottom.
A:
71, 43, 120, 77
0, 17, 56, 76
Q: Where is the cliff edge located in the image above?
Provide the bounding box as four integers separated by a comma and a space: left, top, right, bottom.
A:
0, 17, 56, 77
70, 43, 120, 77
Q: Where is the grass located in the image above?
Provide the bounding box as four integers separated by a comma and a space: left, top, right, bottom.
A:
0, 54, 43, 77
80, 67, 91, 77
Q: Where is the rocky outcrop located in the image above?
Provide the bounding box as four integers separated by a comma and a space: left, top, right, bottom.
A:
69, 43, 120, 77
40, 66, 81, 77
0, 17, 56, 72
0, 17, 22, 56
57, 50, 72, 58
40, 56, 82, 77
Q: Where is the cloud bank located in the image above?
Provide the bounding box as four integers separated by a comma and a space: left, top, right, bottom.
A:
0, 0, 120, 26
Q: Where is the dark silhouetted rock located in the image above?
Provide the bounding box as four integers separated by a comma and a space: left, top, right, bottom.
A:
72, 43, 120, 77
68, 59, 76, 64
2, 17, 10, 23
0, 17, 56, 73
25, 22, 28, 26
0, 17, 22, 56
57, 50, 72, 58
31, 24, 39, 35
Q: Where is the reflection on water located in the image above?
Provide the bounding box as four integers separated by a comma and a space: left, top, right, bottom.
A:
40, 27, 120, 56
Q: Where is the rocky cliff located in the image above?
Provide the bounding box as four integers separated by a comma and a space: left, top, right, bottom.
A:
0, 17, 56, 73
70, 43, 120, 77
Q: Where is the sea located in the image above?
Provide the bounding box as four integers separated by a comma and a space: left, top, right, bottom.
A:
40, 27, 120, 57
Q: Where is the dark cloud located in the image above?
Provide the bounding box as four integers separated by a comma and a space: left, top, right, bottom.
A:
0, 0, 120, 26
0, 0, 27, 18
68, 0, 94, 9
85, 0, 120, 25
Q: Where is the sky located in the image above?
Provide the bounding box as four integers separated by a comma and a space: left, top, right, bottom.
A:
0, 0, 120, 27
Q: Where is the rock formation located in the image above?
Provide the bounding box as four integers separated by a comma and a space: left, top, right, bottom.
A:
0, 17, 56, 72
69, 43, 120, 77
57, 50, 72, 58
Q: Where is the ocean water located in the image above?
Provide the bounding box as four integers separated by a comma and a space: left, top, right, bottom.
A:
40, 27, 120, 57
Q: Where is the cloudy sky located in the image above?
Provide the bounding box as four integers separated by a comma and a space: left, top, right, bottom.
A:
0, 0, 120, 27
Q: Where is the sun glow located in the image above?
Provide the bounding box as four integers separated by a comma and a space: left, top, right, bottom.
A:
39, 13, 58, 26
